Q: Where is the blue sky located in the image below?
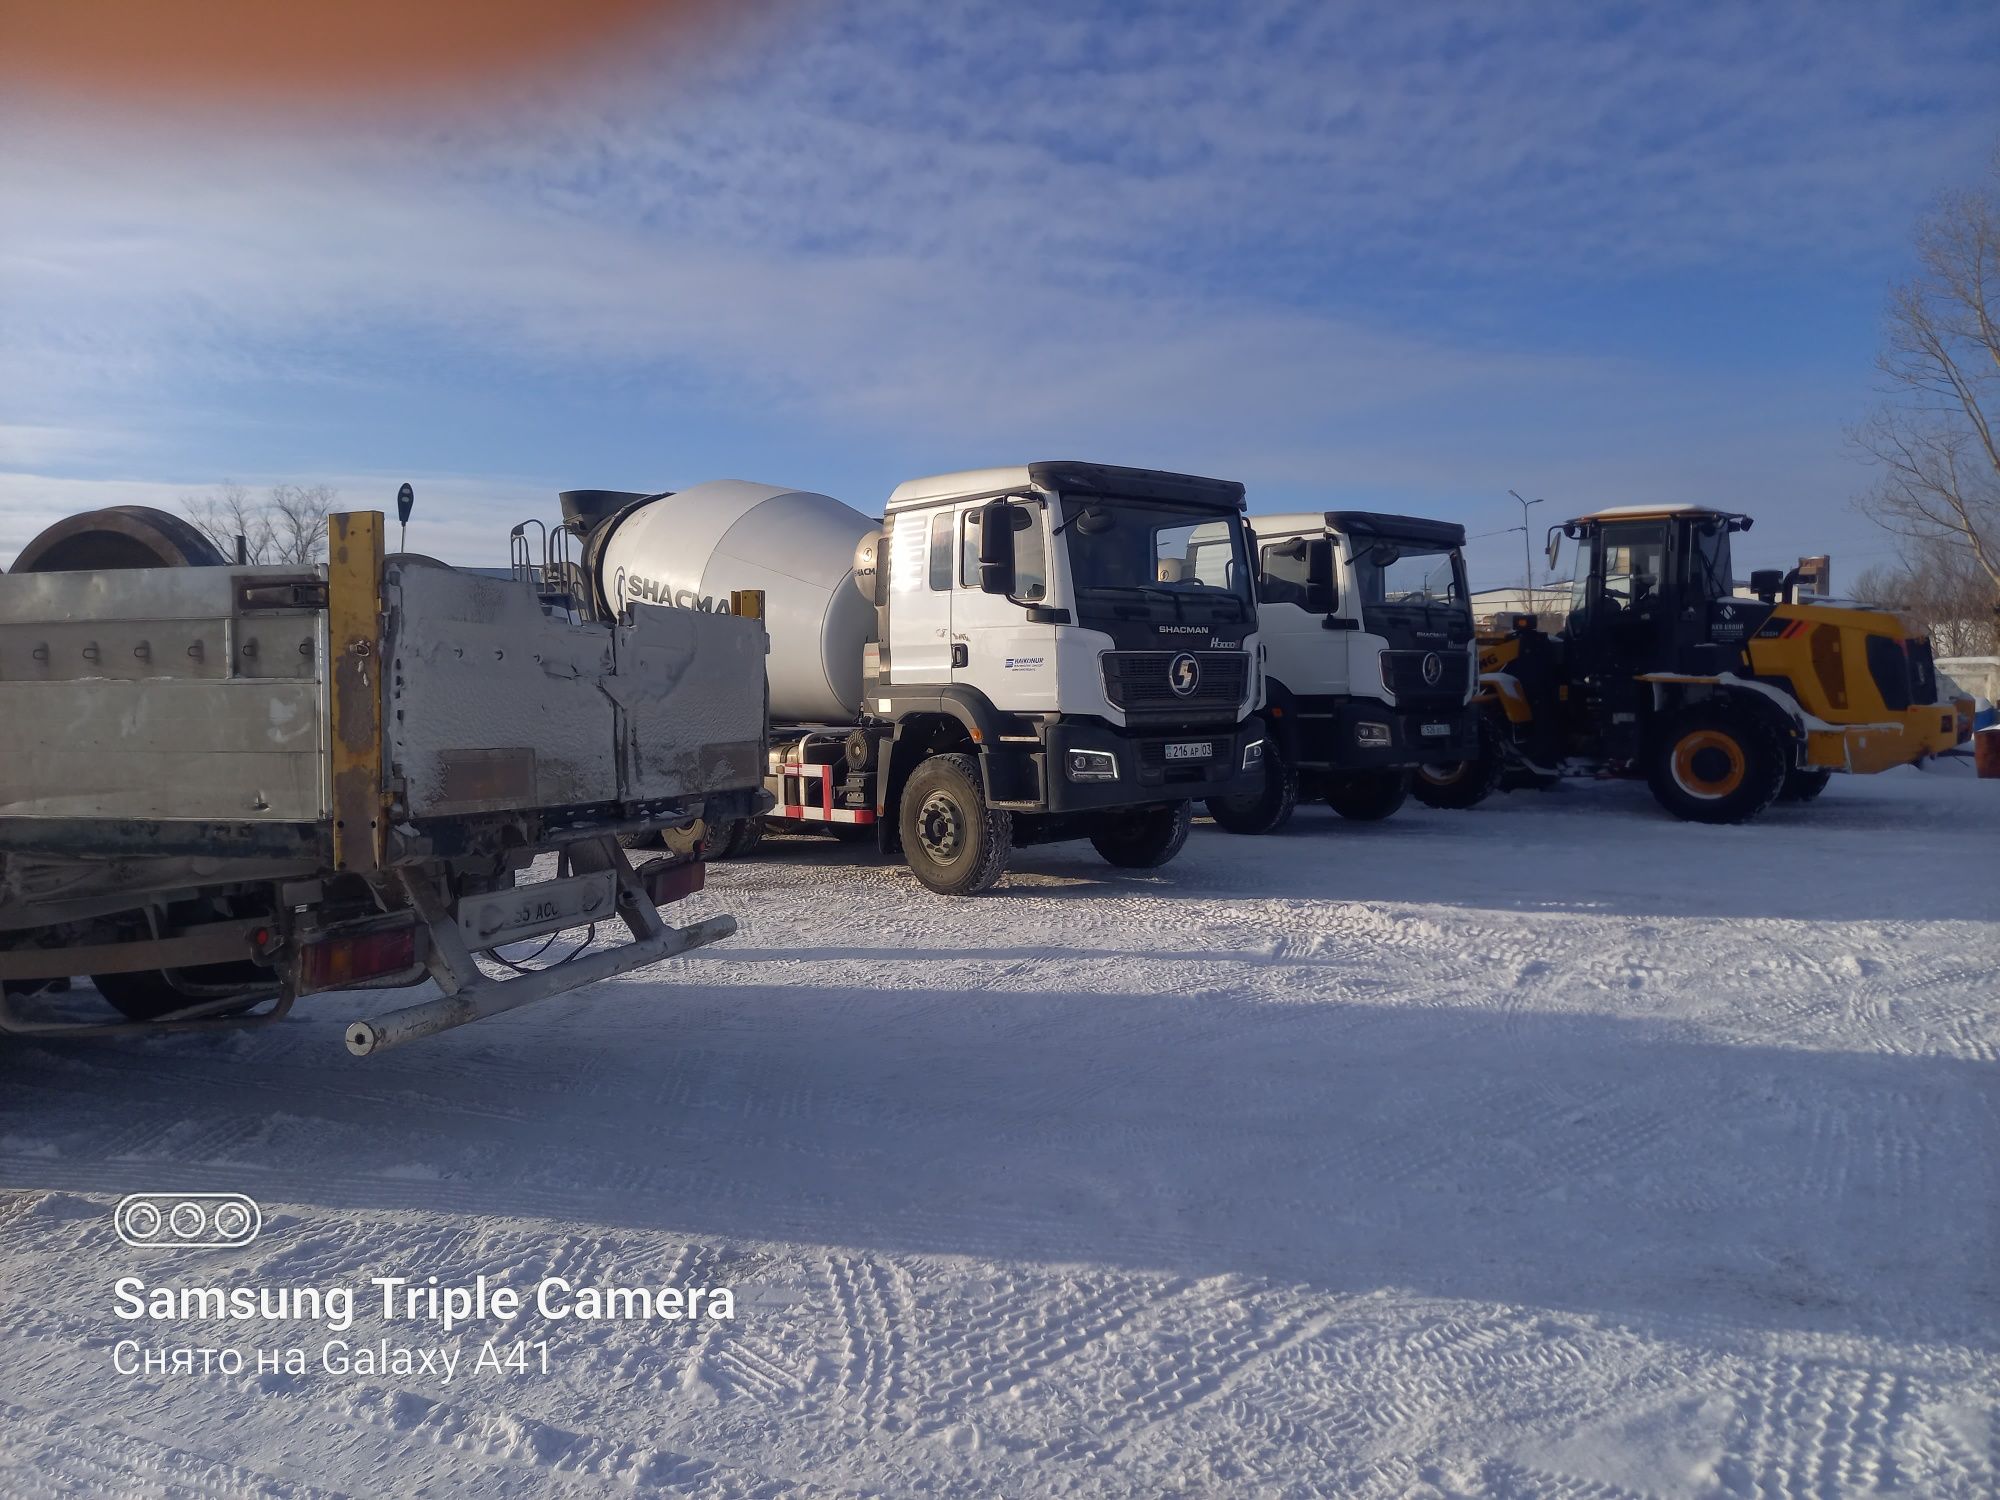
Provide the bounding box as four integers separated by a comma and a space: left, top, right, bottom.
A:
4, 0, 1999, 590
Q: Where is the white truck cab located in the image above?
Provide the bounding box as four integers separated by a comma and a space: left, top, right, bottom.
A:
1208, 509, 1477, 832
862, 461, 1266, 888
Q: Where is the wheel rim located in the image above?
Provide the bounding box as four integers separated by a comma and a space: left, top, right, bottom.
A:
1420, 761, 1468, 786
916, 792, 965, 861
1671, 729, 1745, 799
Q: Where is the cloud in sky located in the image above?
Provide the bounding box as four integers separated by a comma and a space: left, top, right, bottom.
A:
3, 0, 1998, 578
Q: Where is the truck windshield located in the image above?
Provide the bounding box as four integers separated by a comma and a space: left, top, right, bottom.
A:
1352, 539, 1469, 638
1061, 496, 1253, 626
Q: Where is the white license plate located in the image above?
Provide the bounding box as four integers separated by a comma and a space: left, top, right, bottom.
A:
458, 871, 616, 948
1420, 722, 1452, 737
1165, 741, 1213, 761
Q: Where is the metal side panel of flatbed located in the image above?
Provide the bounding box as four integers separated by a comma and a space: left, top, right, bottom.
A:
382, 560, 766, 818
0, 566, 330, 824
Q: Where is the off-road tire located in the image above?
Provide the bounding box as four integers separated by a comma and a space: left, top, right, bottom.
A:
1090, 800, 1194, 868
1646, 707, 1787, 824
1412, 716, 1506, 810
723, 816, 765, 859
1777, 766, 1833, 804
662, 817, 735, 859
1324, 769, 1411, 821
899, 754, 1011, 895
1206, 754, 1299, 835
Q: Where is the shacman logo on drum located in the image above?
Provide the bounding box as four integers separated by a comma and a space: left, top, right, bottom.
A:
116, 1193, 263, 1249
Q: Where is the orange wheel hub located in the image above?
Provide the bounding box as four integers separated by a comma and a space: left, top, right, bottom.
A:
1671, 729, 1745, 798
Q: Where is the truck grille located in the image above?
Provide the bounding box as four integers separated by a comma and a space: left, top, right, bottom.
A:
1101, 651, 1248, 716
1379, 649, 1471, 702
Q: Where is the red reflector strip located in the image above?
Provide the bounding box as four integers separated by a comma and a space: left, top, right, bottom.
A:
298, 925, 419, 993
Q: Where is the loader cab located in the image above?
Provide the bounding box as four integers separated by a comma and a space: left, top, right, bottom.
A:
1557, 504, 1750, 682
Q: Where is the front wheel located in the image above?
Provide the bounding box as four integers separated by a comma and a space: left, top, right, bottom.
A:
1412, 717, 1506, 810
1777, 767, 1833, 804
899, 753, 1012, 895
1206, 754, 1298, 835
1324, 769, 1410, 822
1645, 708, 1786, 824
1090, 801, 1193, 868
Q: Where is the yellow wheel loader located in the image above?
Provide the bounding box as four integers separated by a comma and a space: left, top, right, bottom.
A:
1413, 504, 1975, 823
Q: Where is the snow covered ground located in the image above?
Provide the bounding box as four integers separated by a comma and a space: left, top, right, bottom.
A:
1, 763, 1995, 1498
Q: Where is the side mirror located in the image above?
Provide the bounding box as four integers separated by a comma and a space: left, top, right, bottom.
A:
978, 498, 1017, 596
1545, 526, 1562, 571
1304, 538, 1337, 613
1749, 568, 1783, 602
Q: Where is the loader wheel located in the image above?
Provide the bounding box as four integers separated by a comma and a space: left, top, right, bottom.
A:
1646, 709, 1786, 824
724, 816, 765, 859
900, 754, 1011, 895
616, 829, 661, 850
1090, 800, 1193, 868
1412, 718, 1506, 810
1206, 754, 1298, 835
1777, 767, 1833, 804
1323, 769, 1410, 822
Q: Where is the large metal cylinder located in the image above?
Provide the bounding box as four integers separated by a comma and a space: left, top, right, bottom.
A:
591, 480, 877, 723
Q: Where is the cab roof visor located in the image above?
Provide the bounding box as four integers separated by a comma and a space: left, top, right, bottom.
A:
1323, 511, 1467, 548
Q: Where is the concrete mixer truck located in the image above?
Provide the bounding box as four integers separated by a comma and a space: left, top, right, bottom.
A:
566, 461, 1267, 894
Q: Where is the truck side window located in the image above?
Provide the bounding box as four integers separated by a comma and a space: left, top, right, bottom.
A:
1259, 542, 1310, 607
928, 511, 953, 591
961, 507, 1048, 600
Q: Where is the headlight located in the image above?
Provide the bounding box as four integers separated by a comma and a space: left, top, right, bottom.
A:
1356, 721, 1392, 747
1242, 738, 1266, 770
1066, 749, 1119, 782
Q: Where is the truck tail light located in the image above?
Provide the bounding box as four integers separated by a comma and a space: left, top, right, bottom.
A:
639, 858, 705, 907
298, 924, 421, 993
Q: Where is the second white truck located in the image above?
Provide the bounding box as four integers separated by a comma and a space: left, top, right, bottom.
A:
567, 462, 1268, 893
1207, 510, 1479, 833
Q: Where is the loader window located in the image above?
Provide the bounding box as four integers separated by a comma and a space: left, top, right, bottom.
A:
1688, 522, 1733, 600
1595, 523, 1667, 613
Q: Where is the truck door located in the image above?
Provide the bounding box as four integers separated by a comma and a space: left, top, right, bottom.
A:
954, 499, 1058, 710
888, 507, 954, 686
1257, 534, 1344, 697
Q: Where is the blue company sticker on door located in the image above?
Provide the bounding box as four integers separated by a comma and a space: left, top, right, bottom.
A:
1004, 657, 1046, 670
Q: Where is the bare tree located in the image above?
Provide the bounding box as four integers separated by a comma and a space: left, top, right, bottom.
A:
1851, 149, 2000, 633
1854, 539, 1999, 656
181, 482, 335, 564
266, 483, 334, 564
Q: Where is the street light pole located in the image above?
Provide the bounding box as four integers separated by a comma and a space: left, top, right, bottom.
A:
1508, 489, 1544, 614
